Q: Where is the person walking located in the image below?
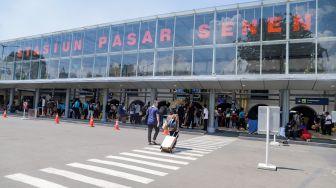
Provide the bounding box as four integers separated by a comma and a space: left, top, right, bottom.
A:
147, 100, 160, 145
203, 104, 208, 132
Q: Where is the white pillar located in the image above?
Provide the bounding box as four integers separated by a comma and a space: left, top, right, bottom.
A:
101, 89, 109, 123
34, 89, 40, 118
280, 89, 290, 127
65, 88, 70, 118
9, 88, 14, 111
208, 89, 216, 133
150, 88, 157, 104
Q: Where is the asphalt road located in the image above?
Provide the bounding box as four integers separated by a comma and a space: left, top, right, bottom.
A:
0, 117, 335, 188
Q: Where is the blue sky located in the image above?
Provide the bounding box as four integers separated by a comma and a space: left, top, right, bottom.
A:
0, 0, 253, 41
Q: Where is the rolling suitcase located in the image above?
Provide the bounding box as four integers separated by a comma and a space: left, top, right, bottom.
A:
160, 131, 179, 153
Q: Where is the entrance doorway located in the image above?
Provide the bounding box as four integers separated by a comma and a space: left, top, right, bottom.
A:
290, 105, 316, 129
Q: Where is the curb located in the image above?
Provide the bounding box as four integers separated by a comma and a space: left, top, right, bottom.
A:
238, 135, 336, 148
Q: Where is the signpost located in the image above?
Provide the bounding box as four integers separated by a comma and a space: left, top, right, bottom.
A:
257, 106, 280, 171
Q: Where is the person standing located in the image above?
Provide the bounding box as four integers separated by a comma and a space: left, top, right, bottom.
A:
325, 112, 333, 136
203, 104, 208, 131
147, 101, 160, 145
177, 105, 184, 128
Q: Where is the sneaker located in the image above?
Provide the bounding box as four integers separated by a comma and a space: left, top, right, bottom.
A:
148, 142, 153, 145
152, 141, 158, 145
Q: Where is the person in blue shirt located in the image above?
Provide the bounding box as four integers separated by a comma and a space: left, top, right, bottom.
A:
239, 108, 245, 130
146, 101, 160, 145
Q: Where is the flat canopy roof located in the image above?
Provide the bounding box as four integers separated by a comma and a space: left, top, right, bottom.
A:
0, 75, 335, 91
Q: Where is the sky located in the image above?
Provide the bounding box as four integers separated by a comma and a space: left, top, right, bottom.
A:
0, 0, 253, 41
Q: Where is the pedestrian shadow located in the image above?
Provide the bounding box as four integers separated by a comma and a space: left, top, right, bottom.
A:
174, 147, 193, 152
277, 166, 304, 171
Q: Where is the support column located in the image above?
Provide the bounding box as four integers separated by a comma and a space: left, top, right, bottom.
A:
101, 89, 109, 123
9, 88, 14, 111
65, 88, 70, 118
208, 89, 216, 133
34, 89, 40, 118
280, 89, 290, 127
150, 88, 157, 105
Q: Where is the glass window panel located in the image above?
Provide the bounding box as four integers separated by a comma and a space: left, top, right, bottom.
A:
3, 42, 18, 62
14, 62, 22, 80
59, 59, 70, 78
70, 58, 81, 78
216, 10, 238, 44
61, 33, 72, 57
140, 20, 156, 49
72, 32, 83, 56
0, 46, 3, 61
30, 60, 39, 79
21, 61, 30, 80
262, 4, 287, 41
317, 40, 336, 73
318, 0, 336, 37
14, 41, 24, 62
262, 44, 286, 74
290, 0, 316, 39
110, 25, 124, 52
109, 55, 121, 77
193, 48, 213, 75
122, 53, 137, 77
0, 61, 5, 80
155, 50, 172, 76
22, 40, 33, 61
50, 35, 62, 58
40, 60, 47, 79
175, 15, 194, 47
156, 18, 175, 48
173, 49, 192, 75
93, 56, 107, 77
194, 13, 214, 45
238, 7, 261, 42
31, 39, 42, 60
138, 52, 154, 76
289, 42, 315, 74
215, 47, 236, 75
81, 57, 94, 78
5, 62, 14, 80
124, 23, 140, 51
96, 27, 110, 53
47, 60, 59, 79
237, 45, 260, 74
83, 29, 97, 55
41, 37, 51, 59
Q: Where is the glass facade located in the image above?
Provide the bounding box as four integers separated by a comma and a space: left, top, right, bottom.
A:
1, 0, 336, 82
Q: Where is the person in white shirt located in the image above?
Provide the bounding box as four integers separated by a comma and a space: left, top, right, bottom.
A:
203, 104, 209, 131
325, 112, 333, 136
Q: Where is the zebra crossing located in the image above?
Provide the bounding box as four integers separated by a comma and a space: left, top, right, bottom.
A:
4, 135, 236, 188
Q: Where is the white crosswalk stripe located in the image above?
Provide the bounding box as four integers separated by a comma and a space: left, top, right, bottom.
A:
120, 152, 189, 165
143, 147, 204, 157
132, 149, 198, 160
5, 173, 68, 188
151, 145, 213, 152
178, 144, 221, 149
106, 155, 180, 170
67, 162, 153, 184
40, 168, 130, 188
88, 159, 168, 176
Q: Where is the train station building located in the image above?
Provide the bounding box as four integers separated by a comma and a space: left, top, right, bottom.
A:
0, 0, 335, 133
